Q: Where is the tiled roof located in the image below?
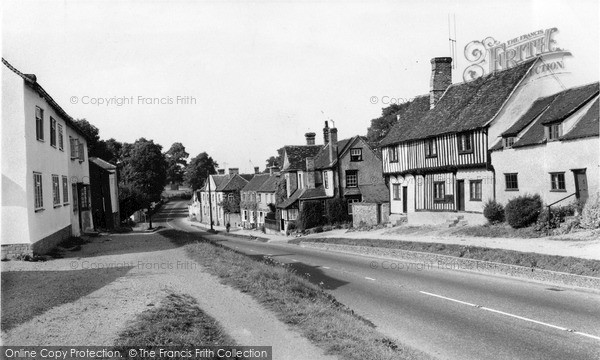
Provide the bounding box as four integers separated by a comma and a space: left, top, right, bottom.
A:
282, 145, 322, 171
358, 184, 390, 203
242, 174, 270, 192
258, 175, 279, 193
512, 83, 599, 148
2, 58, 91, 142
221, 174, 250, 191
212, 175, 231, 191
239, 174, 255, 181
380, 59, 536, 146
314, 138, 352, 169
89, 157, 117, 170
561, 98, 599, 141
379, 95, 431, 147
538, 82, 599, 125
502, 94, 558, 137
277, 189, 304, 209
298, 186, 328, 200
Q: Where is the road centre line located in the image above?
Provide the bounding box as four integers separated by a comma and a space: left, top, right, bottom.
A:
365, 277, 376, 281
419, 291, 600, 341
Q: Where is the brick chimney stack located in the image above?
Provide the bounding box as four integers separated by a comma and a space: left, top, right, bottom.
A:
217, 169, 225, 175
323, 121, 329, 144
328, 127, 338, 165
228, 168, 239, 175
254, 166, 260, 174
305, 132, 316, 145
430, 57, 452, 109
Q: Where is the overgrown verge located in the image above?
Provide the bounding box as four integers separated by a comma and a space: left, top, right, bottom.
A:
293, 238, 600, 277
115, 292, 235, 351
164, 230, 430, 360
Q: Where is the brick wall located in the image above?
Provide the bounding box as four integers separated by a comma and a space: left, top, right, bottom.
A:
1, 224, 71, 259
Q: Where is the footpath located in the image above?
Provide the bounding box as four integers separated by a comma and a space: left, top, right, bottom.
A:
189, 219, 600, 260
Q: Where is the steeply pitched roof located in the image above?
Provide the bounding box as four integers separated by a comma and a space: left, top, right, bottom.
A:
242, 174, 270, 192
277, 189, 304, 209
2, 58, 91, 142
89, 157, 117, 170
239, 174, 255, 181
502, 94, 558, 137
258, 175, 279, 193
380, 59, 536, 146
298, 186, 328, 200
221, 174, 250, 191
282, 145, 322, 171
538, 82, 599, 125
379, 95, 430, 147
212, 175, 231, 191
314, 137, 353, 169
562, 98, 599, 141
512, 83, 599, 148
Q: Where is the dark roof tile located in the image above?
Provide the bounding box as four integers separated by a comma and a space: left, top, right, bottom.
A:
282, 145, 322, 171
561, 98, 599, 141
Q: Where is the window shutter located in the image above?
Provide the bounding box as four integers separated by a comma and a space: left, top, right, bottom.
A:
78, 143, 84, 161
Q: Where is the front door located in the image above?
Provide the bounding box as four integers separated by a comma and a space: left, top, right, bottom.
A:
456, 180, 465, 211
402, 186, 408, 213
573, 169, 588, 203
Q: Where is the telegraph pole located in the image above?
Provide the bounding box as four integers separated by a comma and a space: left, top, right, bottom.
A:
207, 171, 214, 231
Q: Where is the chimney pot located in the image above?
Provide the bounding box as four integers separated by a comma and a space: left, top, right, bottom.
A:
323, 121, 329, 144
254, 166, 260, 174
305, 132, 316, 145
228, 168, 239, 175
430, 57, 453, 109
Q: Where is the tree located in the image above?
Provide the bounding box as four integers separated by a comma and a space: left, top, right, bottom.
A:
220, 193, 241, 214
164, 142, 189, 185
264, 148, 284, 172
120, 138, 167, 228
184, 152, 218, 190
366, 103, 407, 146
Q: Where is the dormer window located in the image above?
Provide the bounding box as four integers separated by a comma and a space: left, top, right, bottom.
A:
503, 137, 515, 149
546, 123, 562, 141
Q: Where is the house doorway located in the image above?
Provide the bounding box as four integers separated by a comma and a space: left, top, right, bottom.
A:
402, 186, 408, 213
573, 169, 588, 203
456, 180, 465, 211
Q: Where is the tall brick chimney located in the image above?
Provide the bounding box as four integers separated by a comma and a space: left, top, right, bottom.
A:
254, 166, 260, 174
430, 57, 452, 109
328, 127, 338, 165
323, 121, 329, 144
305, 132, 316, 145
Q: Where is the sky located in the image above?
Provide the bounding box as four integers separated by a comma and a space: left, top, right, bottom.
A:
2, 0, 598, 173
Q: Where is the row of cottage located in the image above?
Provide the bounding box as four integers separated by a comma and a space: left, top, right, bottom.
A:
190, 52, 599, 232
2, 59, 120, 258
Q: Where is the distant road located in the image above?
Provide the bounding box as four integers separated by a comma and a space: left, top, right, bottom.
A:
161, 200, 600, 360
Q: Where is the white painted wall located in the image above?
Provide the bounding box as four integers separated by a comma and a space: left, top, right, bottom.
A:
455, 169, 495, 213
388, 174, 416, 214
1, 65, 30, 244
493, 137, 599, 206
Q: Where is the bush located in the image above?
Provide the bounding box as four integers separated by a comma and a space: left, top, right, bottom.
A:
483, 199, 505, 224
297, 201, 325, 231
325, 198, 351, 224
581, 193, 600, 229
505, 194, 542, 228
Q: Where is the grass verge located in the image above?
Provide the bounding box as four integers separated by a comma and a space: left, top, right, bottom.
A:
293, 238, 600, 277
115, 292, 235, 349
449, 224, 543, 238
162, 230, 431, 360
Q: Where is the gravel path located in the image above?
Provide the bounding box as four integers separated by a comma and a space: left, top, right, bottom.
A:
1, 229, 336, 360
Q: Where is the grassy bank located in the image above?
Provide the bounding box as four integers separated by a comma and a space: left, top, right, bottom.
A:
115, 292, 235, 349
293, 237, 600, 278
162, 230, 431, 360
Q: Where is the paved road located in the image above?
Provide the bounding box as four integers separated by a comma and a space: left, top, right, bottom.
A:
160, 200, 600, 360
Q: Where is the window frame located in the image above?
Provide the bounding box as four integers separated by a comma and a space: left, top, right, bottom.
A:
345, 170, 358, 188
34, 172, 44, 210
425, 138, 437, 158
62, 176, 69, 204
350, 148, 363, 162
347, 198, 360, 215
503, 137, 515, 149
388, 146, 398, 163
547, 123, 563, 141
433, 181, 445, 201
504, 173, 519, 191
58, 124, 64, 151
550, 172, 566, 192
50, 117, 57, 147
52, 174, 61, 207
323, 171, 329, 189
469, 180, 482, 201
35, 107, 44, 141
457, 132, 473, 154
393, 184, 401, 200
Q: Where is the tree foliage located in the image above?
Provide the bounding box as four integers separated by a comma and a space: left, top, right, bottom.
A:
119, 138, 167, 215
264, 148, 284, 172
220, 193, 241, 214
165, 142, 189, 184
366, 103, 407, 146
297, 201, 325, 230
184, 152, 218, 190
